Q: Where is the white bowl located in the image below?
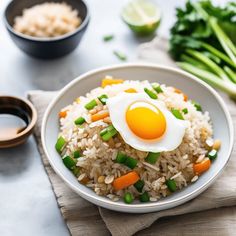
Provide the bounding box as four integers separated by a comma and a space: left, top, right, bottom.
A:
41, 63, 234, 213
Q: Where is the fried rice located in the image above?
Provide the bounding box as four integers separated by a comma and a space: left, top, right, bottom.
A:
56, 79, 214, 202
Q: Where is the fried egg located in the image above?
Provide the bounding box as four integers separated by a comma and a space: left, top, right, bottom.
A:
106, 93, 188, 152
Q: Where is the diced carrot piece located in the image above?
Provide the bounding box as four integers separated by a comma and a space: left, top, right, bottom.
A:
91, 110, 109, 122
193, 159, 211, 175
101, 78, 124, 88
174, 88, 188, 102
125, 88, 137, 93
59, 110, 68, 118
113, 171, 140, 191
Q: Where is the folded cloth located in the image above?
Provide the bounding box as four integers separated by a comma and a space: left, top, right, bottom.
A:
27, 37, 236, 236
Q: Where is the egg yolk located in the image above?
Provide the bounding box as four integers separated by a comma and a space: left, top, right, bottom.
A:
126, 101, 166, 140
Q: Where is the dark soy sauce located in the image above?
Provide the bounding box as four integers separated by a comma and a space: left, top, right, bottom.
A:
0, 106, 29, 140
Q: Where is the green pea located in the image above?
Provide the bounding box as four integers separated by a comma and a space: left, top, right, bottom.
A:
124, 192, 134, 204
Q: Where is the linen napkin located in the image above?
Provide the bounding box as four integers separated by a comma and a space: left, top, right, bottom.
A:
28, 37, 236, 236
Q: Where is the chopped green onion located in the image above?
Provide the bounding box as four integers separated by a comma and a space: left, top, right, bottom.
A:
73, 150, 81, 158
98, 94, 108, 105
115, 152, 127, 163
72, 167, 80, 177
124, 156, 138, 169
139, 191, 150, 202
113, 50, 127, 61
166, 179, 177, 192
63, 156, 76, 170
124, 192, 134, 204
144, 88, 158, 99
208, 149, 217, 160
74, 117, 85, 125
101, 129, 118, 141
100, 125, 116, 136
134, 180, 144, 192
152, 83, 163, 93
100, 129, 107, 137
171, 109, 184, 120
182, 108, 188, 114
100, 129, 108, 137
191, 100, 202, 111
85, 99, 97, 110
145, 152, 160, 164
100, 125, 115, 136
103, 34, 114, 42
55, 136, 66, 153
100, 125, 118, 141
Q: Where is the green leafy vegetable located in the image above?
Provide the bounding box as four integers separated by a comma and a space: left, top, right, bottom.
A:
170, 0, 236, 99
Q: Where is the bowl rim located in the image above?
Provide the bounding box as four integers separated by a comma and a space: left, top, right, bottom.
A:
3, 0, 90, 42
41, 63, 234, 212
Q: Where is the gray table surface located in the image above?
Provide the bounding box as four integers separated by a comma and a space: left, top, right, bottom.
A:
0, 0, 225, 235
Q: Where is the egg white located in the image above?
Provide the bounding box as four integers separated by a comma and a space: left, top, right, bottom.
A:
106, 93, 189, 152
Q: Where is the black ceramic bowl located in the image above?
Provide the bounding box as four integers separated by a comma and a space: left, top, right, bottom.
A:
4, 0, 90, 59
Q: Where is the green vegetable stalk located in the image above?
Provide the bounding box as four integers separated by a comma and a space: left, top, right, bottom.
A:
169, 0, 236, 99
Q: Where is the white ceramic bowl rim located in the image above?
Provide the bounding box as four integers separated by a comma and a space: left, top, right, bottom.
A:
41, 63, 234, 212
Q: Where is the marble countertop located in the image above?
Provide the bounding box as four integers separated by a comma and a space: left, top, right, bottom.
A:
0, 0, 225, 235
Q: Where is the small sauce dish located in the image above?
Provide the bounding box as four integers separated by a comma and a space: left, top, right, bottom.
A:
0, 96, 37, 148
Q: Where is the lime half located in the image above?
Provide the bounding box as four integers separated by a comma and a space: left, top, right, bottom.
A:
121, 0, 161, 36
